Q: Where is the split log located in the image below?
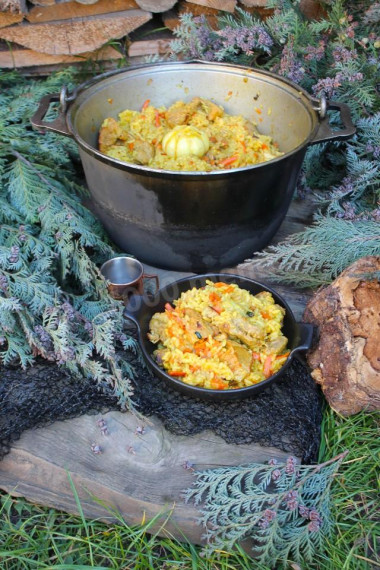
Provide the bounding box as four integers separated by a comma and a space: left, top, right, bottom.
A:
0, 12, 24, 28
28, 0, 56, 6
128, 37, 171, 57
163, 0, 221, 30
0, 9, 152, 55
0, 0, 26, 29
134, 0, 177, 13
238, 0, 268, 6
185, 0, 237, 13
27, 0, 139, 24
0, 44, 123, 68
304, 256, 380, 416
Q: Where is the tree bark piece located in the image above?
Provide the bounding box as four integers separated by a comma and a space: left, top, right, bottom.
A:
0, 9, 152, 55
27, 0, 139, 24
135, 0, 177, 13
185, 0, 237, 13
303, 256, 380, 416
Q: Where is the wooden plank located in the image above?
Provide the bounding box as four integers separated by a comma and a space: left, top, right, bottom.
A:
27, 0, 139, 24
185, 0, 236, 13
0, 411, 291, 543
0, 44, 123, 68
0, 9, 152, 55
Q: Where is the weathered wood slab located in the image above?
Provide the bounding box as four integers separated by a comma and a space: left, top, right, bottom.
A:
0, 411, 291, 543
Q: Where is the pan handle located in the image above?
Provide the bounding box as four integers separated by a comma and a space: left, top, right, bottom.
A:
310, 97, 356, 144
122, 294, 146, 332
30, 86, 75, 136
292, 322, 314, 353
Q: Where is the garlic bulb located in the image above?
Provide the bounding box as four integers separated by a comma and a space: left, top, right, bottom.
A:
162, 126, 210, 159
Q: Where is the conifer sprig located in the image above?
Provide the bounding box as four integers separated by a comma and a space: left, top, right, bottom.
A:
184, 452, 348, 566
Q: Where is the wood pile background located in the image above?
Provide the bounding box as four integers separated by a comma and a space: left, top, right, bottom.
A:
0, 0, 323, 73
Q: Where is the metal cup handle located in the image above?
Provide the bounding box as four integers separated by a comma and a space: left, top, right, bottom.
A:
142, 273, 159, 295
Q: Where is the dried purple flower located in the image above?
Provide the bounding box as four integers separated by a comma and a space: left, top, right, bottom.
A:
271, 469, 282, 481
285, 456, 297, 474
90, 443, 102, 454
221, 24, 273, 55
299, 504, 310, 518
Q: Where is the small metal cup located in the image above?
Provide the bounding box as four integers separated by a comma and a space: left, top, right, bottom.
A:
100, 257, 159, 300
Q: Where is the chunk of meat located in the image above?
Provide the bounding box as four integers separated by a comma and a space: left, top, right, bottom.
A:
267, 335, 288, 354
132, 139, 154, 165
244, 120, 259, 138
222, 317, 265, 348
226, 340, 252, 371
182, 307, 218, 338
148, 313, 169, 344
206, 100, 223, 121
165, 102, 188, 128
98, 118, 121, 153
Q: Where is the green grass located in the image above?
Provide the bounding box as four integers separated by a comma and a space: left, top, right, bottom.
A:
0, 408, 379, 570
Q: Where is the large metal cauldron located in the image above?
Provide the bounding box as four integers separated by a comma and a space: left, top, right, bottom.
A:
31, 61, 355, 272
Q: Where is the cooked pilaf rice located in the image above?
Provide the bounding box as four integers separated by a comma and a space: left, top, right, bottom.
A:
148, 280, 290, 390
98, 97, 283, 172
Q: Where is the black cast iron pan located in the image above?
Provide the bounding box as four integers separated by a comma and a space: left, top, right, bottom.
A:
124, 273, 313, 401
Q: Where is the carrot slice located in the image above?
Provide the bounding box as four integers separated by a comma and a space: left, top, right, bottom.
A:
219, 155, 238, 168
169, 371, 186, 377
141, 99, 150, 111
263, 355, 273, 378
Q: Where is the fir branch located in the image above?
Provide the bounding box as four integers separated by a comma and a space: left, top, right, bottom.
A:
184, 452, 348, 566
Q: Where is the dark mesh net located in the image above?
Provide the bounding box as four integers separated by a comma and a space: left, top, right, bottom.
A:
0, 354, 322, 464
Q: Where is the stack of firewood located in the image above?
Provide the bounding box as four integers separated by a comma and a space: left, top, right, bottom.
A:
0, 0, 323, 72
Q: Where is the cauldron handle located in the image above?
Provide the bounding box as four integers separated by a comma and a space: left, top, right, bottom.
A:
30, 87, 74, 136
310, 98, 356, 144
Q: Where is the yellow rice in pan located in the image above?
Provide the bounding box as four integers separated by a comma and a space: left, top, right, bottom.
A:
98, 97, 282, 172
148, 280, 290, 390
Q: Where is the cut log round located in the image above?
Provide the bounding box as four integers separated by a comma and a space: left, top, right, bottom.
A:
304, 256, 380, 416
0, 10, 152, 55
135, 0, 177, 12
